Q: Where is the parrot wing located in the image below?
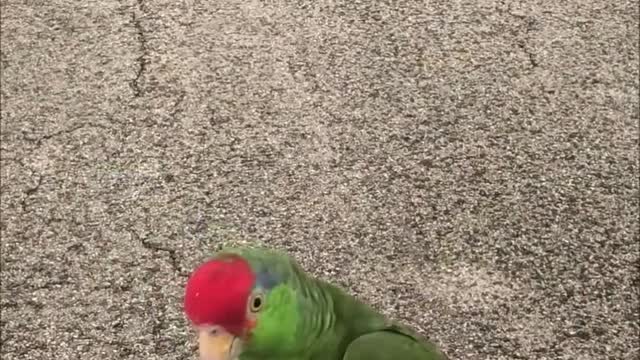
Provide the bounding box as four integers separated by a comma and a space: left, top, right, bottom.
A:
342, 326, 448, 360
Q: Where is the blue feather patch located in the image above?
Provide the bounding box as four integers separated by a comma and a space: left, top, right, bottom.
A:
255, 269, 281, 290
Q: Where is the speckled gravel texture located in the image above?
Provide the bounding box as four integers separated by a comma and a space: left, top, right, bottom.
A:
1, 0, 638, 359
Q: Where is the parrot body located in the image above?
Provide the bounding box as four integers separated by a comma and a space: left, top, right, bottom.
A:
183, 247, 448, 360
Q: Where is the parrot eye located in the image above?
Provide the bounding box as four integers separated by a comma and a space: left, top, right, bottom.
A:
249, 293, 264, 313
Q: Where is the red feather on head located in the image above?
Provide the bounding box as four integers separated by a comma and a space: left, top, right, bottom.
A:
183, 255, 255, 336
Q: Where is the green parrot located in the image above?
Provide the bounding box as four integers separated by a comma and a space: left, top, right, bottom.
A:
183, 247, 449, 360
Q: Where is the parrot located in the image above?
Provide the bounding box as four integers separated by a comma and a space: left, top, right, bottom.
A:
183, 246, 449, 360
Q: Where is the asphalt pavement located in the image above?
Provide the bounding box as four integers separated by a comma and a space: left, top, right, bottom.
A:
1, 0, 638, 359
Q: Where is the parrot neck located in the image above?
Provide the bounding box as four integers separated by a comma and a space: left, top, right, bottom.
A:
293, 271, 388, 359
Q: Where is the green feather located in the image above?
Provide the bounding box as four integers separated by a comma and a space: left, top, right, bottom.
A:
213, 247, 448, 360
343, 330, 448, 360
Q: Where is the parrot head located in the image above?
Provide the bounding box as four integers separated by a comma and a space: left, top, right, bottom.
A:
183, 249, 300, 360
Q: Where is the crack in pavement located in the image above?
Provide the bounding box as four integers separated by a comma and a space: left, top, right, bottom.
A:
130, 0, 150, 98
501, 1, 540, 69
19, 174, 43, 213
4, 122, 110, 212
126, 227, 189, 355
128, 228, 185, 276
3, 279, 74, 292
168, 92, 186, 119
21, 123, 109, 148
0, 155, 37, 196
126, 224, 179, 355
146, 295, 165, 354
516, 19, 540, 69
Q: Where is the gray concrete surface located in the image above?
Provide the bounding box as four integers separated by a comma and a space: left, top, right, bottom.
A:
1, 0, 638, 359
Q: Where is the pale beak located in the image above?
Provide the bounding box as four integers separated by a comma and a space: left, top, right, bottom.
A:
197, 327, 242, 360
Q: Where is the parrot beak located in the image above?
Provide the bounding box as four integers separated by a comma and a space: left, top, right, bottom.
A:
197, 326, 242, 360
